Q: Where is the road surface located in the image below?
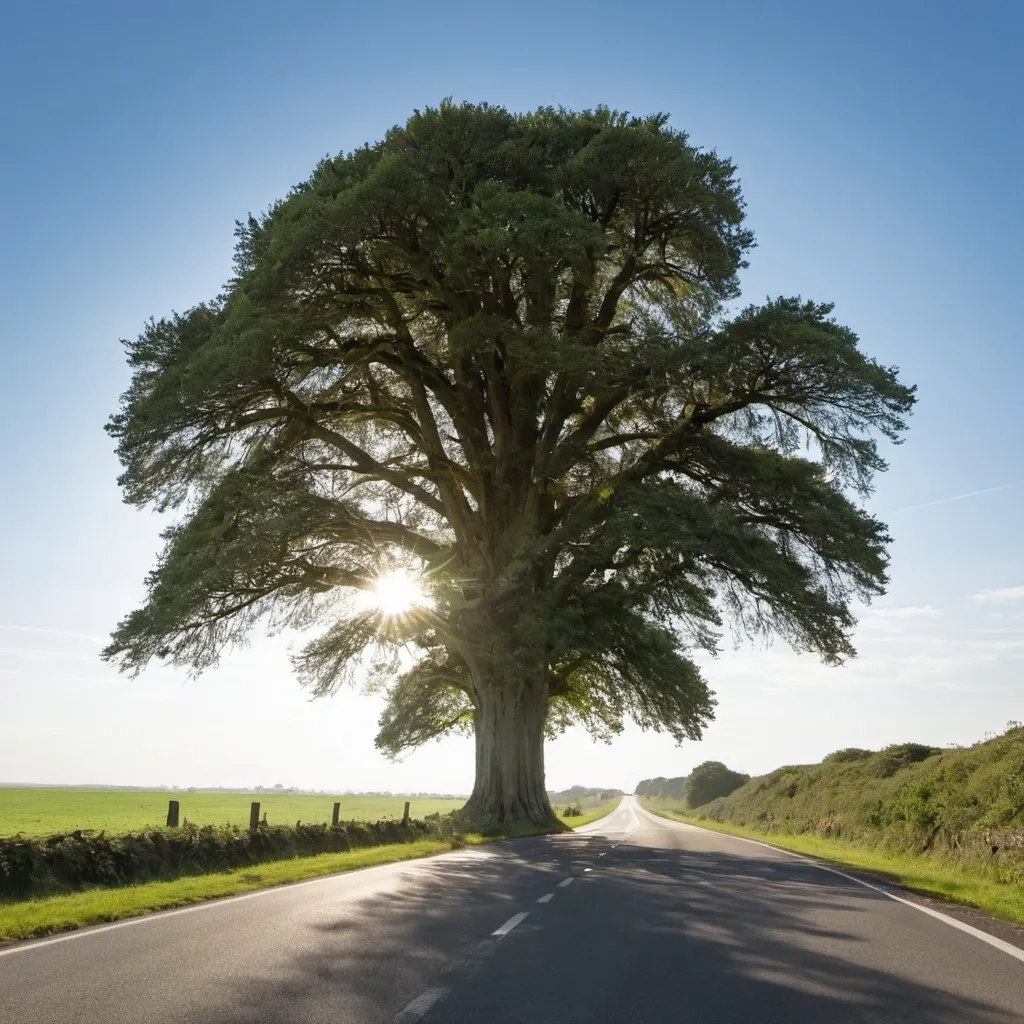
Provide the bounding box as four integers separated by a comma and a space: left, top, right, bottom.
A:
2, 796, 1023, 1022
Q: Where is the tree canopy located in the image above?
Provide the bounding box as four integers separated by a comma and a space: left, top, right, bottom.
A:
104, 101, 915, 825
684, 761, 750, 807
635, 761, 749, 806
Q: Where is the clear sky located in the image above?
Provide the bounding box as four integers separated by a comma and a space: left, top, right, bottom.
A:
1, 1, 1022, 794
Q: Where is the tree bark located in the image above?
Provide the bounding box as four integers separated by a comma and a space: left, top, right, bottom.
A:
462, 665, 556, 828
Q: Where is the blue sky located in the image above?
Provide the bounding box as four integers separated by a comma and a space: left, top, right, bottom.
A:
1, 1, 1022, 793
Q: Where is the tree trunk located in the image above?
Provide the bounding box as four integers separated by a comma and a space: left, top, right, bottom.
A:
462, 668, 556, 828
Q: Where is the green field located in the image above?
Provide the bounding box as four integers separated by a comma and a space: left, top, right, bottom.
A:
0, 789, 465, 837
0, 798, 624, 941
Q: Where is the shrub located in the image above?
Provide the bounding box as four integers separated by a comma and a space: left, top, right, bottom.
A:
685, 762, 750, 808
873, 744, 942, 779
636, 728, 1024, 875
823, 748, 874, 764
0, 817, 439, 900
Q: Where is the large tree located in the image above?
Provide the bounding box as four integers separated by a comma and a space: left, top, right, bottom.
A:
104, 102, 914, 826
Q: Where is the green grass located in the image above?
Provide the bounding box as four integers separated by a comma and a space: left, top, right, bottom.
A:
643, 803, 1024, 928
560, 797, 622, 828
0, 795, 621, 943
0, 789, 464, 837
635, 726, 1024, 930
0, 838, 461, 942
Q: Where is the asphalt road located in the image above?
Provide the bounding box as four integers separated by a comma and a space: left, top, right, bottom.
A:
2, 796, 1023, 1023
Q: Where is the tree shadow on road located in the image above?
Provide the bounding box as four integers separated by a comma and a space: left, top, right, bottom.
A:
209, 834, 1023, 1024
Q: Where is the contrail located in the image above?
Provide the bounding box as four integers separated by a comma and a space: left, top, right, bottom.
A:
886, 480, 1024, 514
0, 624, 104, 645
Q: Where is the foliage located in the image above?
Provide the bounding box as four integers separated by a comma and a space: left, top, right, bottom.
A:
0, 799, 622, 942
635, 762, 747, 806
639, 724, 1024, 883
871, 742, 943, 779
644, 810, 1024, 929
822, 747, 873, 764
548, 785, 623, 810
0, 840, 461, 942
683, 760, 750, 807
102, 100, 914, 821
635, 776, 686, 800
0, 817, 444, 899
559, 798, 623, 828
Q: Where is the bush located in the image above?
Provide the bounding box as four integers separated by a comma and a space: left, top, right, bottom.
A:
873, 744, 942, 779
823, 748, 874, 764
685, 762, 750, 808
563, 803, 583, 817
636, 727, 1024, 875
549, 786, 623, 806
634, 775, 687, 800
0, 817, 439, 900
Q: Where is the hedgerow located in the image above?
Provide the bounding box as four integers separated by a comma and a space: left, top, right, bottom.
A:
640, 725, 1024, 885
0, 817, 448, 899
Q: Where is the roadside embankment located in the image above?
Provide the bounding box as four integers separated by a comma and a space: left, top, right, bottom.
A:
639, 725, 1024, 926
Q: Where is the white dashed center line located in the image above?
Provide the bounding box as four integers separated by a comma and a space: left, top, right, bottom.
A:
557, 877, 573, 888
492, 912, 529, 937
537, 893, 555, 904
393, 986, 448, 1023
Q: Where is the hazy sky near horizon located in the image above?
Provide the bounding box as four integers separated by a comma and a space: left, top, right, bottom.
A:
1, 1, 1022, 794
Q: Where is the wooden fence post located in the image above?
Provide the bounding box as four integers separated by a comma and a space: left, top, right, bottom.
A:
249, 801, 261, 831
166, 800, 180, 827
332, 802, 340, 826
402, 801, 411, 825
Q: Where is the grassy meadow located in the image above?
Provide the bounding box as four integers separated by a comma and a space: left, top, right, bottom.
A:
0, 789, 465, 837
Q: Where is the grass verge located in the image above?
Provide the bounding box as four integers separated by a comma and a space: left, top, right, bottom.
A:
0, 798, 622, 944
645, 805, 1024, 928
561, 797, 622, 829
0, 839, 459, 943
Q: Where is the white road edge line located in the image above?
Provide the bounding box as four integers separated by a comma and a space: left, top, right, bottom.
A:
817, 864, 1024, 964
557, 877, 573, 887
638, 803, 1024, 965
492, 911, 529, 937
393, 986, 448, 1024
537, 893, 555, 904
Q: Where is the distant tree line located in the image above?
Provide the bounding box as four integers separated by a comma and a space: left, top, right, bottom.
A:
548, 785, 623, 804
636, 761, 749, 808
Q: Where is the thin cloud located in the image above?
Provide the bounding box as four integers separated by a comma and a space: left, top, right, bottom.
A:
864, 605, 941, 619
0, 624, 104, 645
970, 586, 1024, 603
886, 479, 1024, 514
856, 605, 942, 633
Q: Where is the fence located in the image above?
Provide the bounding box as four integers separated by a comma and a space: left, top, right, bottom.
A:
0, 806, 432, 899
160, 799, 413, 831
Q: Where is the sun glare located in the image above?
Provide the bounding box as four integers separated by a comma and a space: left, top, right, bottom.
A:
365, 569, 427, 616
